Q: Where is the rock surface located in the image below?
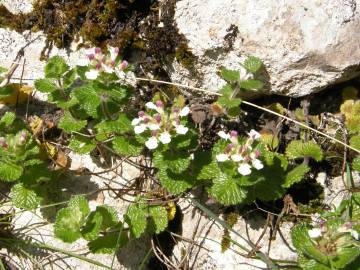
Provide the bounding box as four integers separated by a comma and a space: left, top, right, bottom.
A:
170, 0, 360, 97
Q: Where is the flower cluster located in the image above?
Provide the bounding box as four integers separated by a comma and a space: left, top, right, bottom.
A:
131, 100, 190, 150
215, 129, 263, 176
82, 47, 128, 80
308, 221, 359, 240
0, 131, 27, 150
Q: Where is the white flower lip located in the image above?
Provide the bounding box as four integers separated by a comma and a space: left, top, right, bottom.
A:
85, 70, 99, 80
308, 228, 322, 238
216, 154, 229, 162
145, 137, 158, 150
148, 123, 160, 131
350, 229, 359, 240
131, 118, 141, 126
159, 132, 171, 144
238, 163, 252, 176
252, 159, 264, 170
102, 64, 114, 73
231, 154, 243, 162
145, 102, 158, 110
77, 58, 89, 67
218, 131, 230, 140
248, 129, 261, 140
134, 124, 146, 134
179, 106, 190, 117
176, 125, 188, 135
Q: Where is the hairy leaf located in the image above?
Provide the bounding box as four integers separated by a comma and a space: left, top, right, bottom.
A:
10, 183, 41, 209
34, 79, 57, 93
283, 164, 310, 188
113, 136, 143, 156
243, 56, 262, 73
0, 112, 16, 127
58, 112, 87, 132
148, 206, 168, 234
95, 205, 119, 230
96, 113, 132, 134
125, 204, 147, 238
45, 56, 69, 79
81, 211, 103, 241
153, 151, 191, 174
88, 225, 128, 254
69, 135, 96, 154
286, 140, 323, 161
220, 68, 240, 82
0, 162, 23, 182
241, 79, 263, 90
349, 134, 360, 151
73, 85, 101, 118
158, 169, 194, 194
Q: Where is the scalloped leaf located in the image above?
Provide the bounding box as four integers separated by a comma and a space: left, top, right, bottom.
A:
45, 56, 69, 79
81, 211, 103, 241
96, 113, 132, 134
125, 204, 147, 238
0, 162, 23, 182
283, 164, 310, 188
73, 85, 101, 118
69, 135, 96, 154
158, 169, 194, 194
95, 205, 119, 230
241, 79, 263, 90
0, 112, 16, 128
220, 68, 240, 82
34, 78, 57, 93
243, 56, 262, 73
10, 183, 41, 209
58, 112, 87, 133
153, 150, 191, 174
349, 134, 360, 151
286, 140, 323, 161
148, 206, 168, 234
113, 136, 143, 156
88, 225, 128, 254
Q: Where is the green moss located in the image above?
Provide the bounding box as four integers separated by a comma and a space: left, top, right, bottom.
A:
175, 43, 197, 70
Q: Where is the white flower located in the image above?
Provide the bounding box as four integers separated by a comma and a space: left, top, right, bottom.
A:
159, 132, 171, 144
102, 64, 114, 73
248, 129, 261, 140
252, 159, 264, 170
239, 65, 253, 81
218, 131, 230, 140
216, 154, 229, 162
108, 46, 119, 61
175, 125, 188, 135
85, 70, 99, 80
77, 58, 89, 66
131, 118, 141, 126
350, 229, 359, 240
238, 163, 252, 176
231, 154, 243, 162
145, 102, 158, 110
115, 68, 126, 80
148, 123, 160, 131
179, 106, 190, 117
308, 228, 322, 238
134, 124, 146, 134
145, 137, 158, 150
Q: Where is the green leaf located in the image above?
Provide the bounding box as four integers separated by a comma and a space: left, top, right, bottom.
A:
45, 56, 69, 79
241, 79, 264, 90
63, 69, 76, 88
0, 162, 23, 182
125, 204, 147, 238
58, 112, 87, 133
291, 224, 329, 266
218, 97, 242, 108
219, 84, 233, 98
0, 112, 16, 127
112, 136, 143, 156
283, 164, 310, 188
95, 205, 119, 230
0, 85, 14, 98
332, 245, 360, 269
153, 151, 191, 174
148, 206, 168, 234
158, 169, 194, 194
34, 78, 58, 93
220, 68, 240, 82
353, 156, 360, 172
243, 56, 262, 73
81, 211, 103, 241
73, 84, 101, 118
10, 183, 41, 209
88, 225, 128, 254
286, 140, 323, 161
69, 135, 96, 154
350, 134, 360, 151
54, 196, 90, 243
96, 113, 132, 134
208, 171, 247, 205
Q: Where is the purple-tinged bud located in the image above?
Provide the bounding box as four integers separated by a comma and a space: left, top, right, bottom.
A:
243, 155, 250, 162
230, 130, 238, 137
155, 100, 163, 108
344, 222, 352, 229
0, 137, 8, 149
88, 54, 95, 60
138, 111, 145, 117
255, 149, 261, 158
111, 60, 116, 67
95, 47, 101, 54
143, 117, 150, 124
151, 130, 158, 136
114, 47, 120, 54
154, 114, 162, 123
120, 60, 128, 70
95, 63, 102, 70
172, 107, 180, 113
102, 57, 106, 64
225, 143, 234, 153
19, 131, 27, 143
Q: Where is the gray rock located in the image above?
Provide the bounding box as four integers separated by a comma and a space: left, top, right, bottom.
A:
170, 0, 360, 97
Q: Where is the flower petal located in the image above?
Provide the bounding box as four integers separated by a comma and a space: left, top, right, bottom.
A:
145, 137, 158, 150
85, 70, 99, 80
145, 102, 158, 110
148, 123, 160, 131
248, 129, 261, 140
218, 131, 230, 140
238, 163, 252, 175
231, 154, 243, 162
159, 132, 171, 144
134, 124, 146, 134
175, 125, 188, 135
216, 154, 229, 162
252, 159, 264, 170
308, 228, 322, 238
179, 106, 190, 117
131, 118, 141, 126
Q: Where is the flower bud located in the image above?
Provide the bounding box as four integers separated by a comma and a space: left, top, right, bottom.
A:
138, 111, 145, 117
95, 47, 101, 54
88, 54, 95, 60
120, 60, 128, 70
154, 114, 162, 123
95, 63, 102, 70
230, 130, 238, 137
155, 100, 164, 108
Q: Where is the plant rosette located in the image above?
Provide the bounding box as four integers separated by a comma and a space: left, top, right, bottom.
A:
81, 46, 129, 80
131, 100, 190, 150
215, 129, 264, 176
